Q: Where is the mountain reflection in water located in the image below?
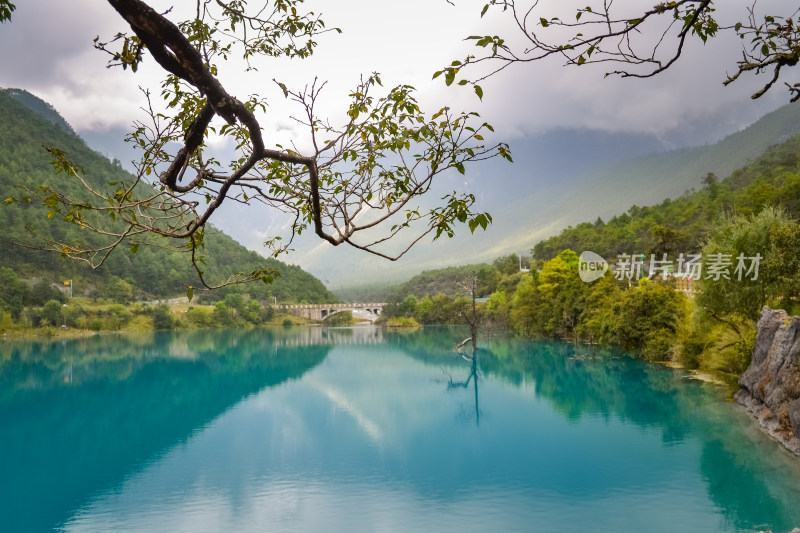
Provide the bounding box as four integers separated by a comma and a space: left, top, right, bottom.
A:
1, 326, 798, 533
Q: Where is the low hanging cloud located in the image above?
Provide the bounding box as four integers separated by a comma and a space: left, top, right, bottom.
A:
0, 0, 153, 130
0, 0, 796, 142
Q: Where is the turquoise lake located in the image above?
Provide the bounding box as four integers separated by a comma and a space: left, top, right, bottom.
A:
2, 326, 800, 532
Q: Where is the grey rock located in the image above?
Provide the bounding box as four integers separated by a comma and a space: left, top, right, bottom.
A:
790, 398, 800, 439
735, 306, 800, 457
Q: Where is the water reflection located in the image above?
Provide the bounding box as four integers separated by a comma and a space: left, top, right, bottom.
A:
2, 327, 800, 532
395, 328, 800, 532
445, 350, 480, 427
0, 328, 333, 533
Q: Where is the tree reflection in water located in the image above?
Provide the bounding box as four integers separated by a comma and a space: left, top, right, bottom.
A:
446, 338, 481, 426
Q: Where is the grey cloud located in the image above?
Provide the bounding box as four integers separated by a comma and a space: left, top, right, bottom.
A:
3, 0, 798, 141
0, 0, 121, 91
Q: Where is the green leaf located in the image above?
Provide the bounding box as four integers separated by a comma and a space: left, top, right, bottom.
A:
474, 85, 483, 100
44, 194, 59, 208
480, 3, 489, 17
540, 17, 549, 27
761, 43, 769, 56
277, 81, 289, 98
187, 286, 194, 302
130, 242, 139, 255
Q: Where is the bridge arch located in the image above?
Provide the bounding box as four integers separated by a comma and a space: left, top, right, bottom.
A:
279, 303, 386, 323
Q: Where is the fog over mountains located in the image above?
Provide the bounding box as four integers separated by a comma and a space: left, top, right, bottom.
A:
73, 98, 800, 290
285, 101, 800, 289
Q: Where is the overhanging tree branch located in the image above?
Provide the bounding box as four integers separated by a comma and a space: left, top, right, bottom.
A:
438, 0, 800, 102
8, 0, 511, 292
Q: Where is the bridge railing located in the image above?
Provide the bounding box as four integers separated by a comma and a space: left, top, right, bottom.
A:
276, 303, 387, 309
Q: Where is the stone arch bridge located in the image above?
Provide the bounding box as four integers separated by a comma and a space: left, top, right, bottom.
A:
279, 303, 386, 322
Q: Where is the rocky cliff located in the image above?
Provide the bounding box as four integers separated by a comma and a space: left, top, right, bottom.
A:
735, 306, 800, 456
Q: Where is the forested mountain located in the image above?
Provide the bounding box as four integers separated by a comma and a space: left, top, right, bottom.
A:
532, 133, 800, 262
324, 101, 800, 289
0, 89, 335, 304
388, 264, 493, 300
4, 87, 75, 135
472, 101, 800, 263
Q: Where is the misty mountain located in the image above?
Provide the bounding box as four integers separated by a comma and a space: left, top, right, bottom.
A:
489, 101, 800, 255
51, 83, 800, 292
322, 101, 800, 291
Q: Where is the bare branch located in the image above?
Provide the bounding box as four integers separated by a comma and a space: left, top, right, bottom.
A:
438, 1, 800, 101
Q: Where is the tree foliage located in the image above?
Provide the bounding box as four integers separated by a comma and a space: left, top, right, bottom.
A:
440, 1, 800, 101
697, 207, 800, 320
0, 1, 14, 23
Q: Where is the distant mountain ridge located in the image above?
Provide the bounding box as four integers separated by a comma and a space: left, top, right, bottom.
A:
3, 87, 75, 135
9, 89, 799, 296
486, 101, 800, 259
324, 101, 800, 290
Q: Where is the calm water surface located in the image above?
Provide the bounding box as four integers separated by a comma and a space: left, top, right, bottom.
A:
2, 326, 800, 532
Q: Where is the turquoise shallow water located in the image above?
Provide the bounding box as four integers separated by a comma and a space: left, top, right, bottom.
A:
2, 326, 800, 532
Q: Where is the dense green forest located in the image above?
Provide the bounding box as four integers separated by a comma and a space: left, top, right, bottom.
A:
0, 89, 335, 309
381, 132, 800, 387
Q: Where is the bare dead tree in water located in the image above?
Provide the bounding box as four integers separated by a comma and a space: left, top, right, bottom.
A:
444, 272, 482, 426
454, 271, 480, 358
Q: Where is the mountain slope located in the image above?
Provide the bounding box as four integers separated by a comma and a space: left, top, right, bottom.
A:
322, 101, 800, 290
487, 101, 800, 258
0, 89, 335, 303
3, 87, 75, 135
531, 133, 800, 261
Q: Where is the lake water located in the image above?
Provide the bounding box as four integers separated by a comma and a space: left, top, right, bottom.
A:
2, 326, 800, 533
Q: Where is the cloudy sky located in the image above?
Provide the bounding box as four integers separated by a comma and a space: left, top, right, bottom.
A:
1, 0, 798, 283
2, 0, 796, 140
